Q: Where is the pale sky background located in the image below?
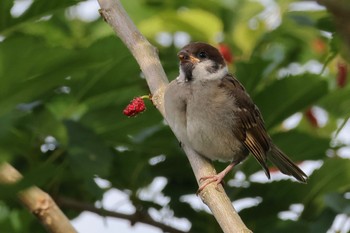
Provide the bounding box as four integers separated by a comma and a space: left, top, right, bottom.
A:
9, 0, 350, 232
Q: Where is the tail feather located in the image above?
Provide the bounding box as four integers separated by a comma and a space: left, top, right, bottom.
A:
268, 144, 308, 183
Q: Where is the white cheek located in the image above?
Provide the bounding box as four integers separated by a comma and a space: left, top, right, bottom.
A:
192, 60, 228, 80
192, 60, 212, 78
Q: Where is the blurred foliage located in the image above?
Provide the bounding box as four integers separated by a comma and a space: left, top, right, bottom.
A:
0, 0, 350, 232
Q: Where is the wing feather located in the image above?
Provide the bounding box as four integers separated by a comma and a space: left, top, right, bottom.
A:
220, 74, 271, 177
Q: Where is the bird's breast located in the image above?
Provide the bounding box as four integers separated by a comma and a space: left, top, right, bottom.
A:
186, 83, 247, 162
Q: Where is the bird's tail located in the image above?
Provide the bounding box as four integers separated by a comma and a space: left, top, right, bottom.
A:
268, 144, 308, 183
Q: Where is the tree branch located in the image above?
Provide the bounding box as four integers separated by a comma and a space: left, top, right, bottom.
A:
56, 196, 187, 233
0, 163, 77, 233
97, 0, 252, 232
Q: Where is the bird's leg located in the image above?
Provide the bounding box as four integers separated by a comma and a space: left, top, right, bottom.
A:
197, 162, 237, 194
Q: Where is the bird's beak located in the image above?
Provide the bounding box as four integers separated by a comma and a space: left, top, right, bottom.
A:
178, 52, 200, 64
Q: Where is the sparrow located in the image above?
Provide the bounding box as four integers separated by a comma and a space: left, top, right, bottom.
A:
164, 42, 307, 192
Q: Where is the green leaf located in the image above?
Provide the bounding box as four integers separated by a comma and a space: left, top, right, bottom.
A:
0, 35, 76, 115
138, 9, 222, 42
240, 129, 330, 176
316, 16, 335, 32
0, 0, 86, 33
258, 219, 309, 233
64, 120, 112, 178
235, 57, 271, 93
271, 130, 330, 161
0, 164, 57, 198
324, 193, 350, 214
237, 158, 350, 226
302, 158, 350, 220
253, 74, 329, 129
0, 0, 14, 32
318, 86, 350, 118
309, 208, 337, 233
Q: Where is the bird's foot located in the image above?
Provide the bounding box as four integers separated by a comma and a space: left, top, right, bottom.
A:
196, 173, 226, 195
196, 162, 237, 195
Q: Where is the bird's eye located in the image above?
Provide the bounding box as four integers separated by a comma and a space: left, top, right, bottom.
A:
198, 52, 207, 59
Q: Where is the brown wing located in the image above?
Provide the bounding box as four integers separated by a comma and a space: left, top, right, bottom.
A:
220, 74, 271, 178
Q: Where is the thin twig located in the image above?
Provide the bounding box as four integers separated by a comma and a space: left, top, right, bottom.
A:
56, 196, 187, 233
96, 0, 252, 232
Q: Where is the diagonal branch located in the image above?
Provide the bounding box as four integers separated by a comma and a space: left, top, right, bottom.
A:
97, 0, 252, 232
0, 163, 77, 233
56, 196, 187, 233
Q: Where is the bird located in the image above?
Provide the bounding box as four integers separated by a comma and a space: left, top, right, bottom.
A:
164, 42, 307, 192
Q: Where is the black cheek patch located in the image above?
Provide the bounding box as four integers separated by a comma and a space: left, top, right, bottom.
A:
181, 62, 194, 81
206, 63, 219, 74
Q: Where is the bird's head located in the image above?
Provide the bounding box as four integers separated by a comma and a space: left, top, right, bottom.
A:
177, 42, 227, 82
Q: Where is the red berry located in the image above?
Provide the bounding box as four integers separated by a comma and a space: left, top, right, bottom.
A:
123, 97, 146, 117
337, 62, 347, 88
218, 44, 234, 64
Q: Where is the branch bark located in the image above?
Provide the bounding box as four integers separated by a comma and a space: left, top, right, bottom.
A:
0, 163, 77, 233
97, 0, 252, 232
